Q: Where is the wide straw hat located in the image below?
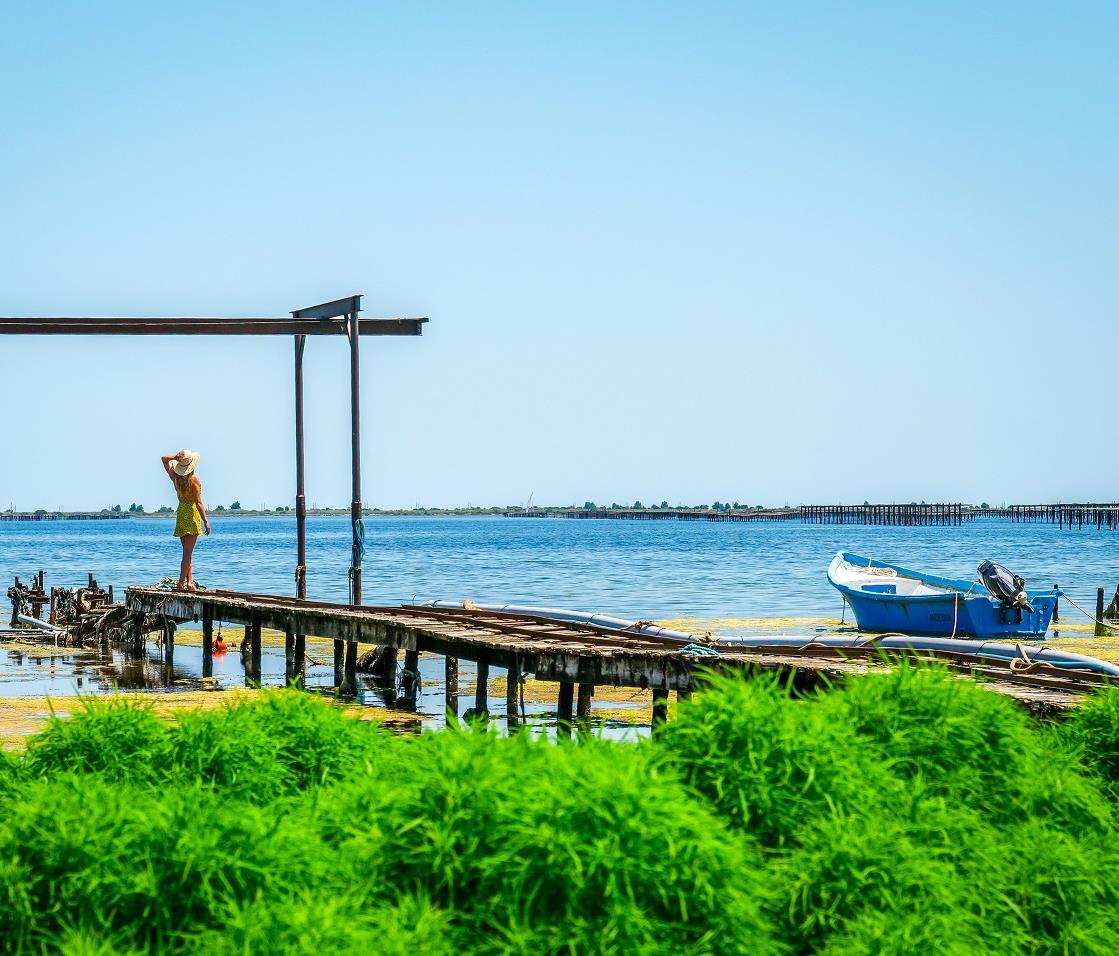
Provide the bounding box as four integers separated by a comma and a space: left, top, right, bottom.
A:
173, 450, 200, 476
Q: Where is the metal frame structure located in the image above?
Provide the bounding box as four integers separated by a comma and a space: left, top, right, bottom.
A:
0, 295, 427, 694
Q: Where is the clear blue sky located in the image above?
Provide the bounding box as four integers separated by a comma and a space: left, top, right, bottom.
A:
1, 1, 1115, 511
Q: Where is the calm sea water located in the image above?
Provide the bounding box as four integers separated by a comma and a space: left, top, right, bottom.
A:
1, 515, 1117, 716
2, 514, 1117, 622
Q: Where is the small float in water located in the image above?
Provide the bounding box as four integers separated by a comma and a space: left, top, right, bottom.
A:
827, 551, 1059, 638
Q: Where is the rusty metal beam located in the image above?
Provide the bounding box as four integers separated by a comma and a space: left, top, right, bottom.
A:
0, 317, 426, 336
290, 295, 363, 320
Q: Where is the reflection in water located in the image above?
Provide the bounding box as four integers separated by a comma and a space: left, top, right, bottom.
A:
0, 633, 613, 734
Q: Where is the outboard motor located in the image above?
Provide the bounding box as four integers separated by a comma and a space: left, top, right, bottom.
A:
978, 560, 1034, 613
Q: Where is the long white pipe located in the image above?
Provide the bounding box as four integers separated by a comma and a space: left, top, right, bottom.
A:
16, 614, 67, 635
420, 600, 1119, 677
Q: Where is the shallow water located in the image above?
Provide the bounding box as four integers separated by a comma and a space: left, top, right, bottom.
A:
2, 514, 1117, 716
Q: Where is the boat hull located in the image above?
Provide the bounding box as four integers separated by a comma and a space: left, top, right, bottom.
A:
829, 552, 1057, 638
844, 590, 1057, 638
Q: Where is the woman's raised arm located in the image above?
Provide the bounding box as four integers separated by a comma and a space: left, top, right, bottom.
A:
161, 451, 184, 481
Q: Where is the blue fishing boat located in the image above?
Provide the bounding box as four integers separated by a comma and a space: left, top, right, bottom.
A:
827, 551, 1059, 638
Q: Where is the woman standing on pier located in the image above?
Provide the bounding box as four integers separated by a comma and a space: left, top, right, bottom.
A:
161, 450, 211, 591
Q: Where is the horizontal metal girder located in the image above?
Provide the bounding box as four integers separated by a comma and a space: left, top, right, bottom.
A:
0, 317, 427, 336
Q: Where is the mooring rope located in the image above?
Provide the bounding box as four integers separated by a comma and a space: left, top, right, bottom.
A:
347, 517, 367, 604
1060, 592, 1117, 632
679, 643, 720, 657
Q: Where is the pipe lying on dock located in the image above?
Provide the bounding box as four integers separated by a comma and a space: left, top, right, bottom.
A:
15, 615, 67, 635
714, 634, 1119, 677
421, 600, 1119, 678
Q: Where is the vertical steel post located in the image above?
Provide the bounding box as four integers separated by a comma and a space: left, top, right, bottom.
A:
293, 334, 307, 686
342, 310, 361, 694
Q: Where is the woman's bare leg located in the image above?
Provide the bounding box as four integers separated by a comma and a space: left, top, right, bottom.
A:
179, 534, 198, 589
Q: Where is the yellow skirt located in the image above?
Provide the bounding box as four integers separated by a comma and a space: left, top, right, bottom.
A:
173, 501, 203, 537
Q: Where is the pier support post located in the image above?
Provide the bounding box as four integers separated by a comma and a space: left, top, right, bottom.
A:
129, 612, 145, 654
246, 622, 260, 689
473, 660, 490, 719
576, 683, 594, 730
162, 620, 175, 687
333, 640, 344, 688
445, 655, 459, 719
341, 306, 362, 697
293, 632, 306, 686
557, 681, 575, 737
1096, 588, 1108, 637
201, 607, 213, 679
401, 648, 420, 707
293, 333, 308, 691
506, 665, 520, 732
379, 646, 398, 684
651, 688, 669, 732
1052, 585, 1059, 624
343, 641, 358, 696
284, 629, 296, 685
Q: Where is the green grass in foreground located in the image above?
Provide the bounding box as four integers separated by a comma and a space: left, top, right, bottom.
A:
1, 668, 1119, 954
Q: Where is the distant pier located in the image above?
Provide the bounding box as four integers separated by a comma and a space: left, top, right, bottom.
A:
508, 504, 971, 526
0, 511, 131, 522
512, 508, 799, 522
978, 504, 1119, 530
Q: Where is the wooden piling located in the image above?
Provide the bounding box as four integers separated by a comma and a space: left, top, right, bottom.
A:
1052, 585, 1059, 624
557, 681, 575, 737
333, 640, 344, 687
130, 611, 145, 654
576, 683, 594, 730
651, 688, 669, 731
474, 660, 490, 717
293, 632, 306, 686
506, 664, 520, 731
1106, 585, 1119, 621
343, 640, 359, 696
162, 620, 175, 685
379, 646, 399, 687
402, 648, 420, 704
250, 620, 262, 684
284, 629, 295, 684
1096, 588, 1108, 637
201, 606, 213, 678
445, 655, 459, 718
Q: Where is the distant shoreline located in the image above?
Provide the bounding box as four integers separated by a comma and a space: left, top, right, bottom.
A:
3, 507, 526, 520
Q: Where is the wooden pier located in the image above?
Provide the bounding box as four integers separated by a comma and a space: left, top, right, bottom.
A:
800, 503, 970, 525
979, 504, 1119, 530
515, 507, 800, 522
124, 586, 1111, 723
0, 511, 131, 522
508, 504, 971, 526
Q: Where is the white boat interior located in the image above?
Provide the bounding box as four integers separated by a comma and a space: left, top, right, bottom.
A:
830, 558, 964, 596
